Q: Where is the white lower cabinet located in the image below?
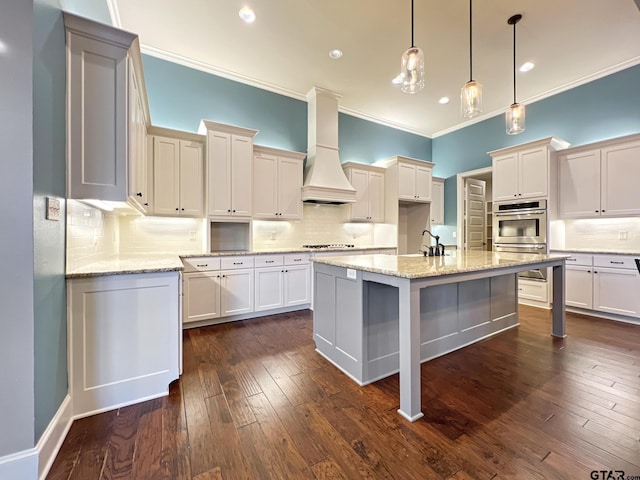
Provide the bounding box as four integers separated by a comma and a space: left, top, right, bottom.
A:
68, 272, 180, 417
255, 254, 311, 311
284, 264, 311, 306
560, 252, 640, 319
255, 266, 285, 311
518, 279, 548, 303
221, 269, 255, 316
183, 271, 222, 323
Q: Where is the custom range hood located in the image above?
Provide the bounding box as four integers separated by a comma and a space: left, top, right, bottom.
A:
301, 87, 357, 204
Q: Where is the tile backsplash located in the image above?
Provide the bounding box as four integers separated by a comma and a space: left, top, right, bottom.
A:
66, 201, 119, 271
552, 217, 640, 250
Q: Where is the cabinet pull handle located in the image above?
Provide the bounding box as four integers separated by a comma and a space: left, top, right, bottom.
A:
293, 259, 302, 262
144, 203, 148, 206
266, 260, 275, 263
233, 262, 242, 265
196, 264, 207, 267
567, 258, 577, 261
136, 192, 142, 197
610, 261, 624, 264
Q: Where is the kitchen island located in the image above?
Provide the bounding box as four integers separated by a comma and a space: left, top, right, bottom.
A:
311, 250, 568, 422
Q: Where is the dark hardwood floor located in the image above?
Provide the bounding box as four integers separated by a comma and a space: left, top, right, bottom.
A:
47, 306, 640, 479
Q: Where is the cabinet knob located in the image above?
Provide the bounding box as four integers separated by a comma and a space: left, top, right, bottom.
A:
181, 208, 185, 211
232, 210, 236, 213
602, 209, 605, 213
595, 210, 599, 213
227, 209, 231, 212
136, 192, 142, 197
518, 193, 522, 196
175, 208, 179, 211
144, 203, 148, 206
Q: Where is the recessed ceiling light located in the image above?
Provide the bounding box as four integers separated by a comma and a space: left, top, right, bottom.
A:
391, 73, 404, 85
238, 6, 256, 23
329, 49, 343, 59
520, 62, 535, 72
438, 97, 450, 104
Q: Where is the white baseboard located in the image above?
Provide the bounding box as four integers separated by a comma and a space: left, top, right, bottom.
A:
36, 395, 73, 480
0, 447, 38, 480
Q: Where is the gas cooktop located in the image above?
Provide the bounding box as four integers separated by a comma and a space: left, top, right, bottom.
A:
302, 244, 355, 249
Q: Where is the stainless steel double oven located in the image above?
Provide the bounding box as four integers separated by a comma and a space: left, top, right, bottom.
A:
492, 199, 548, 281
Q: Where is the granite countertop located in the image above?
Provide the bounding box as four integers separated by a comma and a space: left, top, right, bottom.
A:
550, 248, 640, 256
311, 250, 569, 280
67, 246, 397, 278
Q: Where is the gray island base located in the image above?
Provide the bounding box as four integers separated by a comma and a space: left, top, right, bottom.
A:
311, 251, 568, 422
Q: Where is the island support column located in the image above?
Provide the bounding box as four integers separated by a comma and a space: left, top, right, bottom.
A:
552, 263, 567, 338
397, 279, 424, 422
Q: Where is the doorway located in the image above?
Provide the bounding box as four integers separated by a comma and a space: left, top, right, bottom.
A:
456, 167, 493, 251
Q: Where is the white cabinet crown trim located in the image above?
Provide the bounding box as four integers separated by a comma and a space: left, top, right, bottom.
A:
373, 155, 434, 169
487, 137, 570, 157
148, 125, 205, 143
198, 119, 258, 137
254, 144, 306, 160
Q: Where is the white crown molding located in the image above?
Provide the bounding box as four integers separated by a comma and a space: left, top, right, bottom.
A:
106, 0, 122, 28
140, 45, 434, 140
432, 55, 640, 138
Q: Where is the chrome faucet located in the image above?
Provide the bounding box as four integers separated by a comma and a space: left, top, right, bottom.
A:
421, 229, 444, 256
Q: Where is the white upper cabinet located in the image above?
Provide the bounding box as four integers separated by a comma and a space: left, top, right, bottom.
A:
430, 177, 445, 225
253, 146, 306, 220
490, 138, 569, 202
559, 134, 640, 218
200, 120, 258, 219
376, 156, 434, 203
150, 129, 204, 217
65, 14, 151, 208
342, 163, 385, 222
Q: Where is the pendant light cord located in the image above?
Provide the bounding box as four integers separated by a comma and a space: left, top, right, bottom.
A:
469, 0, 473, 82
512, 19, 517, 104
411, 0, 415, 47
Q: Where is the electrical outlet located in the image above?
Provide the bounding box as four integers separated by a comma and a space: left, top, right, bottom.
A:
188, 231, 196, 241
452, 231, 457, 238
46, 197, 60, 221
618, 230, 628, 240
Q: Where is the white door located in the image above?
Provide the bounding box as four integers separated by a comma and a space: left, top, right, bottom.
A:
253, 153, 278, 218
254, 267, 284, 311
368, 171, 385, 223
284, 265, 311, 306
278, 157, 303, 219
179, 140, 203, 216
231, 135, 253, 216
593, 268, 640, 318
464, 178, 486, 250
207, 131, 232, 216
221, 269, 254, 316
601, 141, 640, 217
183, 272, 221, 323
153, 136, 180, 216
349, 169, 370, 221
565, 266, 593, 309
492, 153, 518, 201
398, 163, 416, 200
558, 149, 601, 218
518, 146, 548, 199
415, 165, 432, 201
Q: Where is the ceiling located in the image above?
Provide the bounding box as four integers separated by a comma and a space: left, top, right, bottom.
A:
110, 0, 640, 138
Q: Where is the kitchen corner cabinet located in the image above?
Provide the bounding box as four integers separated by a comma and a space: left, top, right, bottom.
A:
430, 177, 445, 225
342, 163, 385, 222
199, 120, 258, 219
375, 156, 434, 203
558, 134, 640, 218
254, 254, 311, 311
68, 272, 180, 417
490, 137, 569, 202
253, 146, 306, 220
65, 13, 151, 205
150, 129, 204, 217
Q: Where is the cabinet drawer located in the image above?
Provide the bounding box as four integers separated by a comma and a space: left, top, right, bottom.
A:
518, 279, 548, 302
594, 255, 636, 270
221, 256, 255, 270
562, 253, 593, 266
182, 257, 221, 272
284, 253, 311, 266
254, 255, 284, 268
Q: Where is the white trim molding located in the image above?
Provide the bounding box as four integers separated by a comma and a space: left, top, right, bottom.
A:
456, 166, 493, 250
0, 447, 38, 480
36, 395, 73, 480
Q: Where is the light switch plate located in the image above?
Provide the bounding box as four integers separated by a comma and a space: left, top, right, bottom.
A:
46, 197, 61, 221
618, 231, 628, 240
347, 268, 357, 280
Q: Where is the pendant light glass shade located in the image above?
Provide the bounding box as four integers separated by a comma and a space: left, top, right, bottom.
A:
400, 0, 424, 94
461, 80, 482, 117
401, 46, 425, 94
506, 102, 526, 135
506, 14, 525, 135
461, 0, 482, 117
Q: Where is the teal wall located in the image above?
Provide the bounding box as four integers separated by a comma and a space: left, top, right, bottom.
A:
142, 55, 432, 161
33, 0, 68, 440
432, 64, 640, 244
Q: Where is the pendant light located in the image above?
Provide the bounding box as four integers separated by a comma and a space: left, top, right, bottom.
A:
461, 0, 482, 117
401, 0, 424, 94
506, 14, 525, 135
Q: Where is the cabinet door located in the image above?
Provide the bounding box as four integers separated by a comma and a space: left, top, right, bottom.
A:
368, 171, 385, 223
398, 163, 416, 200
231, 135, 253, 217
558, 150, 601, 218
127, 62, 148, 212
519, 146, 548, 199
207, 131, 232, 216
153, 136, 180, 216
349, 169, 370, 221
254, 267, 284, 311
221, 269, 254, 316
593, 267, 640, 318
183, 272, 221, 323
179, 140, 204, 216
415, 165, 432, 201
253, 153, 278, 219
284, 264, 311, 306
430, 180, 444, 225
492, 153, 519, 201
278, 157, 303, 220
601, 141, 640, 217
565, 266, 593, 309
67, 34, 128, 201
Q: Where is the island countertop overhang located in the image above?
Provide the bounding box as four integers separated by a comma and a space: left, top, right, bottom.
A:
310, 251, 570, 280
